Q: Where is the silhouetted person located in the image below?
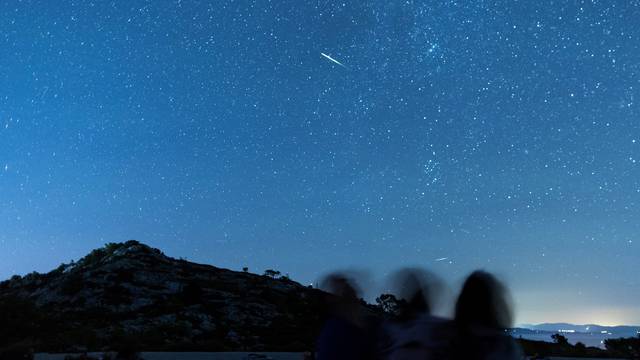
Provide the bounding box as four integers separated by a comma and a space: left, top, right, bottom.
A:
316, 273, 377, 360
379, 268, 453, 359
451, 270, 523, 360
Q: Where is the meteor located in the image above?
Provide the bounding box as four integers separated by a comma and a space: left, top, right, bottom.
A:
321, 52, 346, 67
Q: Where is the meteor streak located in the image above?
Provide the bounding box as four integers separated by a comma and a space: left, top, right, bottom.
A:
321, 52, 346, 67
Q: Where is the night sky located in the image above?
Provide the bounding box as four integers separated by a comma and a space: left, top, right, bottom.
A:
1, 0, 639, 325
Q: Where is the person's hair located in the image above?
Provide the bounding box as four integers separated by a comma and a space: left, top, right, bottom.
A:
390, 267, 443, 321
320, 273, 360, 300
454, 270, 513, 329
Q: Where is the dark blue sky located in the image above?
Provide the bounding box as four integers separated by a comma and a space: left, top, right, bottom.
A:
1, 0, 639, 324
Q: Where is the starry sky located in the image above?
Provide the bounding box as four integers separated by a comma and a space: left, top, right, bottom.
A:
1, 0, 639, 325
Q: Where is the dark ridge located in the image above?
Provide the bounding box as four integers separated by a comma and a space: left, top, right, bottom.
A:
0, 240, 329, 353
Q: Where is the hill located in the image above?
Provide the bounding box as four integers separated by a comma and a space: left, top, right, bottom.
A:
2, 240, 638, 358
0, 240, 327, 354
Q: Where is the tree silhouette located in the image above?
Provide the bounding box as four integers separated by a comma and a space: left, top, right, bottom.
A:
604, 335, 640, 358
551, 333, 569, 346
574, 341, 587, 356
263, 269, 281, 278
375, 293, 404, 316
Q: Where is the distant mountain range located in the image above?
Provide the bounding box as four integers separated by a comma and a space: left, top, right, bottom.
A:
511, 323, 640, 349
518, 323, 640, 336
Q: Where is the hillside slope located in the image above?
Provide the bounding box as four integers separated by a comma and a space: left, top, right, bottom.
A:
0, 240, 326, 353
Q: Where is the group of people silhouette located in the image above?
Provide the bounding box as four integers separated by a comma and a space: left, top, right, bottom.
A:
316, 269, 523, 360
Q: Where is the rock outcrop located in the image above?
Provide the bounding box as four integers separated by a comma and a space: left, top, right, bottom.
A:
0, 240, 325, 352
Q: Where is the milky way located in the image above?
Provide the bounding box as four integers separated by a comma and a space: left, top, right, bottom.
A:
1, 1, 639, 324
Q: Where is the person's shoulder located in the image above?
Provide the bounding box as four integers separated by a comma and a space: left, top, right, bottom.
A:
416, 314, 452, 325
416, 314, 455, 334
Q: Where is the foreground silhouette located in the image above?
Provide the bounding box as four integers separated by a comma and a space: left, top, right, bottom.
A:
0, 241, 635, 358
378, 268, 453, 359
450, 271, 523, 360
317, 269, 523, 360
316, 274, 378, 360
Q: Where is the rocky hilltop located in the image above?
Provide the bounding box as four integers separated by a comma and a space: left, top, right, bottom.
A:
0, 240, 326, 353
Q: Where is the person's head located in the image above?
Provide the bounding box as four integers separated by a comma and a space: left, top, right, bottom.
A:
319, 272, 364, 321
455, 270, 513, 329
321, 273, 360, 300
388, 267, 445, 321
